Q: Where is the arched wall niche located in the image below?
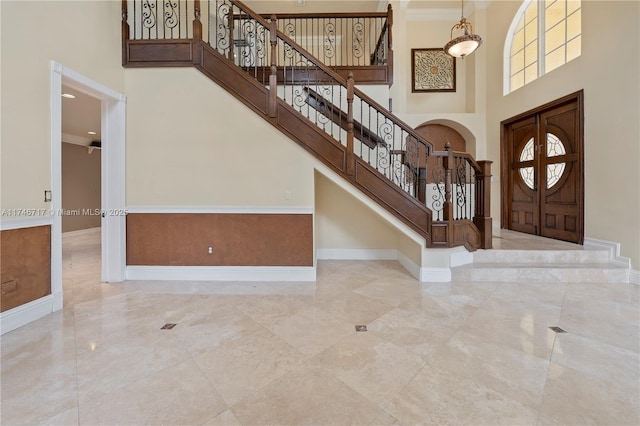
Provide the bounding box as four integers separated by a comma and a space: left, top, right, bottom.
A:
414, 120, 477, 157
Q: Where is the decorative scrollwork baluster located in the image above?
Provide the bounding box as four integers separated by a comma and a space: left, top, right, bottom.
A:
163, 0, 179, 35
142, 0, 157, 39
352, 19, 365, 64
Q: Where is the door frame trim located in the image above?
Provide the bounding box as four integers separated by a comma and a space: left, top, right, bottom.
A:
50, 61, 127, 312
500, 90, 584, 241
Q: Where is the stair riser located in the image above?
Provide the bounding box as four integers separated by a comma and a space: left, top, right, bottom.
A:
452, 268, 629, 283
473, 250, 610, 265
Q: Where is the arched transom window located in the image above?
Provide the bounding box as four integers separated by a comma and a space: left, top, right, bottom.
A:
505, 0, 581, 94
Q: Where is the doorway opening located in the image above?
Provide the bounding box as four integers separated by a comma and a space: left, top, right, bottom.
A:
50, 62, 126, 312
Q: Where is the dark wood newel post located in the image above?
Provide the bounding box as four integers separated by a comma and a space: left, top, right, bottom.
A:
193, 0, 202, 65
443, 142, 454, 245
387, 5, 393, 51
346, 72, 355, 176
474, 160, 493, 249
386, 4, 394, 85
121, 0, 129, 66
268, 16, 278, 118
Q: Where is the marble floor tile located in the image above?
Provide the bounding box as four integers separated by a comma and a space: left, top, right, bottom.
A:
193, 327, 306, 406
559, 295, 640, 352
459, 308, 558, 359
310, 331, 426, 406
232, 294, 315, 327
79, 359, 228, 425
370, 410, 400, 425
539, 362, 640, 425
368, 305, 458, 359
75, 328, 191, 402
168, 302, 264, 356
313, 290, 395, 325
430, 329, 550, 409
385, 364, 540, 425
352, 278, 420, 307
203, 409, 242, 426
267, 305, 355, 356
551, 332, 640, 387
231, 365, 384, 425
39, 406, 79, 426
0, 348, 78, 425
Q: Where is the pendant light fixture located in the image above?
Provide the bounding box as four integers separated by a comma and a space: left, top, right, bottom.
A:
444, 0, 483, 58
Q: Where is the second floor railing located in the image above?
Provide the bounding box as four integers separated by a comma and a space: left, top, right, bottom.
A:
257, 8, 392, 68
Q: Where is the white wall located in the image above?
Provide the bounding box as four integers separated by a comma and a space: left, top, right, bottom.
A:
314, 171, 399, 250
485, 0, 640, 268
125, 68, 315, 207
0, 1, 124, 212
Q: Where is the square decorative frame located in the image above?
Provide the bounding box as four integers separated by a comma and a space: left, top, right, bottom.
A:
411, 48, 456, 92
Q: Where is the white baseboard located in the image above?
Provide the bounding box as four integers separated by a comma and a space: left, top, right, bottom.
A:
316, 248, 398, 260
126, 266, 317, 282
584, 237, 631, 267
0, 296, 53, 335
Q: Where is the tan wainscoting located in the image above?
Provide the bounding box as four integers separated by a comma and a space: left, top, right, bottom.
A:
126, 213, 313, 267
1, 225, 52, 312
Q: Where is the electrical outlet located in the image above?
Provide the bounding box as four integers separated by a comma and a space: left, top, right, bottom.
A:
284, 191, 291, 200
208, 246, 213, 254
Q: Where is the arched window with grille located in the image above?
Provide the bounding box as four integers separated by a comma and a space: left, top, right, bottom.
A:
504, 0, 581, 94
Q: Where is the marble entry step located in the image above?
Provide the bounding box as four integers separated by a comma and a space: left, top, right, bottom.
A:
451, 261, 630, 283
472, 249, 612, 264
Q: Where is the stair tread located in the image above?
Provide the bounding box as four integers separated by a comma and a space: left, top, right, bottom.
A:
454, 262, 628, 269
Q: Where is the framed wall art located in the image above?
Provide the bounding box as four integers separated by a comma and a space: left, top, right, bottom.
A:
411, 48, 456, 92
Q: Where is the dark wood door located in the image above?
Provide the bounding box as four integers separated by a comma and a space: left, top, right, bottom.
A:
502, 91, 584, 244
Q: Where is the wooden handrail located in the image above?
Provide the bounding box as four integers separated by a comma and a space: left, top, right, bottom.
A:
256, 11, 389, 19
432, 150, 482, 172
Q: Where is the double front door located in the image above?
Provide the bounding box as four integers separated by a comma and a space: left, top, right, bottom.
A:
502, 91, 584, 244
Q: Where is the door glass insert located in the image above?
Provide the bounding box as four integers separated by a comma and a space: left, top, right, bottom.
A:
546, 133, 566, 157
546, 132, 567, 188
518, 137, 535, 189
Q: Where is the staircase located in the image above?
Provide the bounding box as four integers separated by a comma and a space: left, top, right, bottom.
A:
120, 0, 493, 251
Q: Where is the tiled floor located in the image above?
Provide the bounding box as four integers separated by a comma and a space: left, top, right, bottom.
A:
1, 229, 639, 425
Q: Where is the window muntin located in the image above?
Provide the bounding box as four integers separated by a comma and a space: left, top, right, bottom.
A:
506, 0, 581, 93
518, 134, 567, 190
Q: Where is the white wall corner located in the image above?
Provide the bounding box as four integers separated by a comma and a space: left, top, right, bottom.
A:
0, 296, 53, 335
397, 251, 421, 281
